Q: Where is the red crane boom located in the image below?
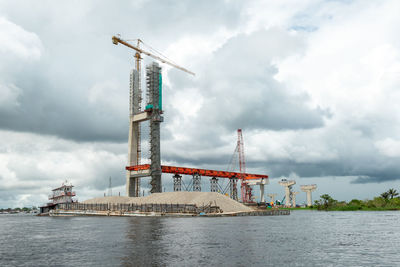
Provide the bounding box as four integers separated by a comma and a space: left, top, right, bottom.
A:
237, 129, 253, 203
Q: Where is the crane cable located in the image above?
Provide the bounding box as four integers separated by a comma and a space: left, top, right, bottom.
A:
140, 40, 180, 67
123, 38, 179, 66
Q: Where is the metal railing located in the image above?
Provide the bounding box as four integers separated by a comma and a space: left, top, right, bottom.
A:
56, 202, 222, 214
49, 191, 76, 199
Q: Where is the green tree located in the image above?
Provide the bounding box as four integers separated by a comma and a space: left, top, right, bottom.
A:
380, 191, 390, 200
349, 199, 362, 206
389, 197, 400, 207
348, 199, 363, 209
315, 194, 337, 210
387, 188, 399, 199
372, 197, 387, 208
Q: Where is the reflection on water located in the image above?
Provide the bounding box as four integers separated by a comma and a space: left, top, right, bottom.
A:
122, 218, 165, 266
1, 211, 400, 266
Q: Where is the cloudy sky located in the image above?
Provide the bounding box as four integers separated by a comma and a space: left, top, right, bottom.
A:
1, 0, 400, 208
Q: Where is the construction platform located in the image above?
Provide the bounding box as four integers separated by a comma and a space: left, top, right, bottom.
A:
48, 192, 290, 217
49, 208, 290, 217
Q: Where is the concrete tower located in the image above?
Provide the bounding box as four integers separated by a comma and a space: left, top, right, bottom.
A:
146, 62, 163, 193
125, 62, 163, 196
300, 184, 317, 207
278, 179, 296, 207
291, 191, 299, 207
126, 69, 142, 197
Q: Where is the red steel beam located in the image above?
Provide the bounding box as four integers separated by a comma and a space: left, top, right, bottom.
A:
126, 164, 268, 180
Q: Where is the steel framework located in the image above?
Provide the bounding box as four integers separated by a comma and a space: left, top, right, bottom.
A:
173, 174, 182, 192
229, 178, 238, 201
210, 177, 219, 192
126, 164, 268, 180
192, 173, 201, 192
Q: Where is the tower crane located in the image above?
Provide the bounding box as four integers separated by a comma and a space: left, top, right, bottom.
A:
112, 35, 194, 197
111, 36, 195, 165
112, 36, 195, 76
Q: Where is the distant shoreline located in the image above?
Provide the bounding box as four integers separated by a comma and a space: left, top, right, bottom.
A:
282, 207, 400, 211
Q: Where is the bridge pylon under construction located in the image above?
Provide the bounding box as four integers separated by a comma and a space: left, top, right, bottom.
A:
113, 35, 270, 201
126, 62, 163, 196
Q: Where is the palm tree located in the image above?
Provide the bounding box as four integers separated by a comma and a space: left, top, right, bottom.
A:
381, 192, 390, 200
387, 188, 399, 199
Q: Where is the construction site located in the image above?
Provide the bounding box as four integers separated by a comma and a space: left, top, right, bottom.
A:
49, 36, 302, 217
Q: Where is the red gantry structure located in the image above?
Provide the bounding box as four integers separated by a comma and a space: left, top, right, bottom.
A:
126, 164, 268, 202
126, 164, 268, 180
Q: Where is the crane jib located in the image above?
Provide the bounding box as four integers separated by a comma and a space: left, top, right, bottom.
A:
112, 36, 195, 76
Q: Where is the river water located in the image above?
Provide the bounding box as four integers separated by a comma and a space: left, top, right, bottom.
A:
0, 210, 399, 266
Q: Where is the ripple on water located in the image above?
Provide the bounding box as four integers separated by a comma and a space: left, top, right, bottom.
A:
0, 211, 400, 266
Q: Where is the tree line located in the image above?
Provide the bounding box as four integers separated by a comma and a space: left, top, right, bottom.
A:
0, 207, 37, 213
313, 188, 400, 211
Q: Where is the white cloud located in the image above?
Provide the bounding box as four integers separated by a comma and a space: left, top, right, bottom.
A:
0, 17, 42, 60
276, 0, 400, 114
0, 130, 127, 208
375, 138, 400, 158
243, 0, 317, 33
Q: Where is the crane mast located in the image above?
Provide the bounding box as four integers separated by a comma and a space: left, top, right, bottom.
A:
134, 40, 142, 195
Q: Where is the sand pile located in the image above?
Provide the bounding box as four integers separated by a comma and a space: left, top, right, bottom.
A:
83, 192, 252, 213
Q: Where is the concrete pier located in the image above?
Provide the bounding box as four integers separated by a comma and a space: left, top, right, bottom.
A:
291, 191, 299, 207
301, 184, 317, 207
278, 179, 296, 207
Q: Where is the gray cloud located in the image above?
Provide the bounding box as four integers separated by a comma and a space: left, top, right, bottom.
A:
0, 5, 326, 145
0, 0, 245, 143
1, 0, 400, 208
170, 29, 329, 133
159, 29, 330, 168
351, 169, 400, 184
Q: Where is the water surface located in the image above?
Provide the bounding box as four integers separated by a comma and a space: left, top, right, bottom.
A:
1, 211, 399, 266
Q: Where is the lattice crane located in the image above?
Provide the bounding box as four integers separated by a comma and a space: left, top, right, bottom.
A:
227, 129, 254, 203
237, 129, 253, 203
